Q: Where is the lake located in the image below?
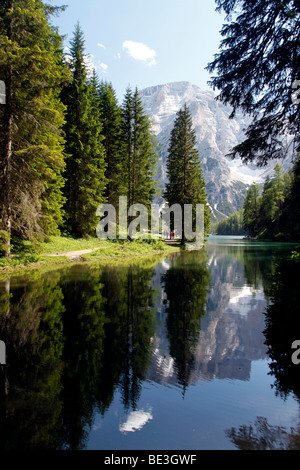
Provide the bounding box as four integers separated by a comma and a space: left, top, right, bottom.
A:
0, 235, 300, 450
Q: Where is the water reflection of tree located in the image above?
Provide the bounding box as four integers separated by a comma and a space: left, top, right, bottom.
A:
0, 266, 108, 451
162, 251, 210, 394
0, 257, 159, 450
59, 260, 156, 446
242, 247, 274, 292
226, 416, 300, 450
58, 266, 107, 450
263, 249, 300, 399
0, 272, 65, 450
97, 262, 156, 412
207, 242, 295, 296
226, 249, 300, 451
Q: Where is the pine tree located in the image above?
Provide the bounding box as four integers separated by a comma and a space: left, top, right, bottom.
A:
215, 209, 245, 235
0, 0, 69, 254
121, 87, 134, 207
272, 164, 285, 231
257, 164, 288, 237
207, 0, 300, 165
164, 104, 210, 242
120, 86, 157, 209
258, 177, 274, 236
287, 156, 300, 239
98, 81, 123, 207
243, 183, 260, 237
242, 161, 300, 240
61, 24, 107, 237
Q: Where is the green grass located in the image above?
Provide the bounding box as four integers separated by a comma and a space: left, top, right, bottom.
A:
0, 236, 179, 277
39, 236, 168, 255
82, 238, 170, 260
39, 235, 105, 254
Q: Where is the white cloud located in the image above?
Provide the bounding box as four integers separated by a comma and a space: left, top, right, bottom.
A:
97, 42, 106, 49
122, 40, 156, 66
99, 62, 108, 72
84, 54, 96, 76
64, 47, 96, 76
63, 46, 111, 76
119, 408, 153, 434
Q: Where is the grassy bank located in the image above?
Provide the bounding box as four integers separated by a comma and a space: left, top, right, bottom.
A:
0, 236, 180, 277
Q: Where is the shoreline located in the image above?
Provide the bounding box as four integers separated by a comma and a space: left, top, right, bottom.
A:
0, 238, 181, 280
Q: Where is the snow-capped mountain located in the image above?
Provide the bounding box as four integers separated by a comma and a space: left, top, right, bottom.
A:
140, 81, 293, 220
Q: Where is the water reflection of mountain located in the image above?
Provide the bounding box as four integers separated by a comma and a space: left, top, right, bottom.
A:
1, 240, 297, 450
146, 246, 268, 388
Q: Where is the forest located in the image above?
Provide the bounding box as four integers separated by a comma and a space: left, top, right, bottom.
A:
208, 0, 300, 242
215, 162, 300, 240
1, 0, 300, 262
242, 162, 300, 240
1, 0, 300, 452
0, 1, 209, 262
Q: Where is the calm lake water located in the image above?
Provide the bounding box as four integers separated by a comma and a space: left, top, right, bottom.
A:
1, 235, 300, 450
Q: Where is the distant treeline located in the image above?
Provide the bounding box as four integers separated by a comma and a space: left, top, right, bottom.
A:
213, 209, 245, 236
215, 161, 300, 241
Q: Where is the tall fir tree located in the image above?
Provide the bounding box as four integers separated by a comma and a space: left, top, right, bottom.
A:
98, 81, 123, 207
257, 176, 274, 235
258, 163, 295, 239
243, 164, 294, 239
164, 104, 210, 242
242, 183, 261, 237
286, 155, 300, 240
272, 164, 286, 232
0, 0, 69, 254
207, 0, 300, 165
120, 87, 157, 210
61, 23, 107, 237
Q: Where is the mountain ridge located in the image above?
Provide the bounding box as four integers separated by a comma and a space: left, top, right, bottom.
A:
140, 81, 293, 220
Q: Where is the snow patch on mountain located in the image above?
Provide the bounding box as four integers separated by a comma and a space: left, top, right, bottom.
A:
140, 81, 293, 220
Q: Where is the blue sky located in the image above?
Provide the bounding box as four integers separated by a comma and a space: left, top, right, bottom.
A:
51, 0, 225, 102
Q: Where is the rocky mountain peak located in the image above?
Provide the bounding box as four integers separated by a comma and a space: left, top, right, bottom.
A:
140, 81, 293, 221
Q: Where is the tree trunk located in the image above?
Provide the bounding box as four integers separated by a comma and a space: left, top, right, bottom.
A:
1, 2, 13, 257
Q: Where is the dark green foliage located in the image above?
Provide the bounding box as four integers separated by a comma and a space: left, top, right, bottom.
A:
61, 24, 107, 236
98, 81, 123, 207
257, 165, 291, 238
0, 8, 160, 248
120, 87, 158, 209
99, 265, 156, 411
0, 263, 157, 448
264, 249, 300, 399
242, 162, 300, 240
0, 220, 10, 255
164, 104, 211, 241
163, 251, 210, 393
207, 0, 300, 165
215, 209, 245, 235
281, 155, 300, 239
0, 0, 70, 249
242, 182, 261, 237
0, 272, 65, 449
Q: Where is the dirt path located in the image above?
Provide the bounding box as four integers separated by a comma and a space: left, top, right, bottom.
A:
44, 239, 174, 261
45, 247, 103, 260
